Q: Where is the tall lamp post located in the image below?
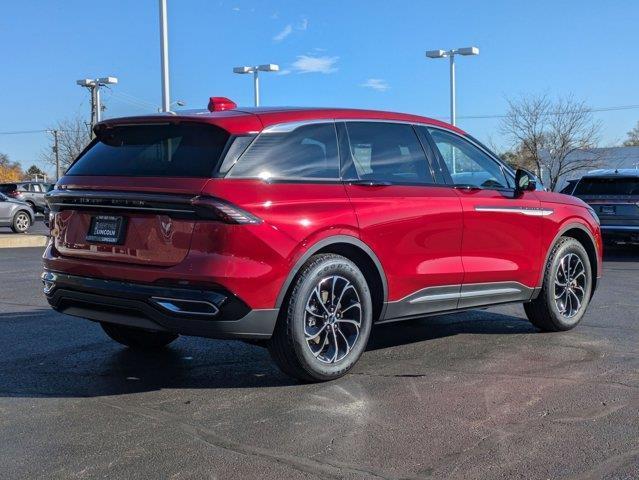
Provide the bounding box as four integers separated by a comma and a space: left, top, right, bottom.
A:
232, 64, 280, 107
425, 47, 479, 126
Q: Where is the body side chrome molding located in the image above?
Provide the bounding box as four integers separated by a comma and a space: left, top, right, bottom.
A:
475, 206, 554, 217
381, 281, 535, 323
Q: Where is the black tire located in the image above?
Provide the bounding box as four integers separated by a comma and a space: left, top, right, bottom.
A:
524, 237, 593, 332
100, 322, 178, 349
268, 253, 373, 382
11, 210, 31, 233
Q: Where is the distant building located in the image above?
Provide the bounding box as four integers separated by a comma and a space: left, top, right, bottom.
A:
551, 146, 639, 191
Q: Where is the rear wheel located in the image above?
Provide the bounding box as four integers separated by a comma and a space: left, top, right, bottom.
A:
101, 323, 178, 349
268, 254, 372, 382
11, 211, 31, 233
525, 237, 593, 331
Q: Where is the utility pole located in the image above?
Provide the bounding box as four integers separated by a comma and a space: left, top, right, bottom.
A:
76, 77, 118, 137
159, 0, 171, 112
52, 130, 60, 181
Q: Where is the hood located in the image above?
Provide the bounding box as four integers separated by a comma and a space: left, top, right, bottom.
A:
536, 191, 590, 209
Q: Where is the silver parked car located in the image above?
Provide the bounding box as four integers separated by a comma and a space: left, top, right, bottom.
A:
0, 192, 34, 233
0, 182, 53, 213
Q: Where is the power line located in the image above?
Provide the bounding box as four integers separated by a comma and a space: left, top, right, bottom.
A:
1, 102, 638, 136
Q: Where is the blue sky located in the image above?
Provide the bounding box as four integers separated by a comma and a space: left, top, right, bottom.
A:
1, 0, 638, 174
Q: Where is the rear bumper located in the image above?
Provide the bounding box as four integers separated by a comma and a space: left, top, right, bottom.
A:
42, 271, 278, 340
601, 225, 639, 242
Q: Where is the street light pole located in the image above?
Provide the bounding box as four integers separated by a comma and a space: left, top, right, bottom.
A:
449, 53, 456, 126
426, 46, 479, 126
159, 0, 171, 112
233, 64, 280, 107
253, 69, 259, 107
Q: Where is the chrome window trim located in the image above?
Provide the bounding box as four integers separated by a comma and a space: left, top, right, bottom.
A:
261, 119, 336, 134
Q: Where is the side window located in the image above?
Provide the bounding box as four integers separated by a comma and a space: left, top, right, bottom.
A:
344, 122, 433, 184
32, 184, 42, 193
228, 123, 339, 180
428, 128, 509, 190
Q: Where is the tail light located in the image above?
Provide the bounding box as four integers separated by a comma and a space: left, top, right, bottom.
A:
191, 196, 261, 224
6, 189, 20, 198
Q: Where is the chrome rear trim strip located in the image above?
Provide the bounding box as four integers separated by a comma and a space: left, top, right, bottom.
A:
600, 225, 639, 231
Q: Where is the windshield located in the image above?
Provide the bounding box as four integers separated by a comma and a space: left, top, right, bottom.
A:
574, 177, 639, 196
66, 123, 230, 177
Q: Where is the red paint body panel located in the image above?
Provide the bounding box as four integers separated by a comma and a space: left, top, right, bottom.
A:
44, 106, 603, 320
455, 189, 543, 287
344, 184, 464, 300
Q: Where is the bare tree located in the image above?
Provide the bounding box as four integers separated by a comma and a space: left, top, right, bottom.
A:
623, 121, 639, 146
41, 116, 91, 173
500, 94, 601, 191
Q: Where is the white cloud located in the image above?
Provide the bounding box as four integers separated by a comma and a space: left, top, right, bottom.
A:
360, 78, 390, 92
273, 24, 293, 42
277, 69, 292, 76
232, 6, 240, 12
291, 55, 339, 74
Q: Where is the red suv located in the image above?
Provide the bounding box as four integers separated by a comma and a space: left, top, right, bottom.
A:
43, 98, 603, 381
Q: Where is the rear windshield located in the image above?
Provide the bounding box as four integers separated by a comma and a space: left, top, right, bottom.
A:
67, 123, 230, 177
574, 177, 639, 196
0, 184, 18, 192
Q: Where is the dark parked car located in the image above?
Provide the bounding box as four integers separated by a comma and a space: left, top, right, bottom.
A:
0, 192, 35, 233
42, 99, 602, 381
0, 181, 53, 213
560, 179, 578, 195
572, 169, 639, 244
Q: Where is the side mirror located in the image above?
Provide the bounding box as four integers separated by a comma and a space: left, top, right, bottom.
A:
514, 168, 537, 196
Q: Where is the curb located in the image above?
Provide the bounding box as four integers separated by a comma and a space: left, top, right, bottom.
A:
0, 235, 49, 249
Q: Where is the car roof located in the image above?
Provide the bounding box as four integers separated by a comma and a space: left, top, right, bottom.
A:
582, 168, 639, 178
96, 106, 467, 136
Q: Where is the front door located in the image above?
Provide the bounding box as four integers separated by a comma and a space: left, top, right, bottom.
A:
339, 121, 464, 320
424, 127, 544, 308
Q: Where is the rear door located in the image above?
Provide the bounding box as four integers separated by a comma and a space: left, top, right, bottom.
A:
424, 127, 544, 306
50, 122, 232, 267
339, 121, 464, 319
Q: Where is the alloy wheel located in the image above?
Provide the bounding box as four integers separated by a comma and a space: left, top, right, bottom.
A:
554, 253, 587, 318
15, 213, 30, 232
304, 275, 362, 364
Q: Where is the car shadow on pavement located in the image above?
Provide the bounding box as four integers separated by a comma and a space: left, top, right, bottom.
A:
368, 308, 537, 352
0, 308, 536, 398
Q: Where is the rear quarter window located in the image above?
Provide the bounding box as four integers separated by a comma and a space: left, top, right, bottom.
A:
67, 123, 230, 177
227, 123, 339, 180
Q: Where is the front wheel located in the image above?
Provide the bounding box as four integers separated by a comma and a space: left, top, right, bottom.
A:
525, 237, 593, 331
101, 323, 178, 349
268, 254, 373, 382
11, 211, 31, 233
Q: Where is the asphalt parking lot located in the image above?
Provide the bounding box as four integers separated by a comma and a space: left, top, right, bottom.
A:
1, 246, 638, 479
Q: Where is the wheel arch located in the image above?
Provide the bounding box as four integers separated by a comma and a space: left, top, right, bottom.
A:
541, 223, 599, 293
275, 235, 388, 322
